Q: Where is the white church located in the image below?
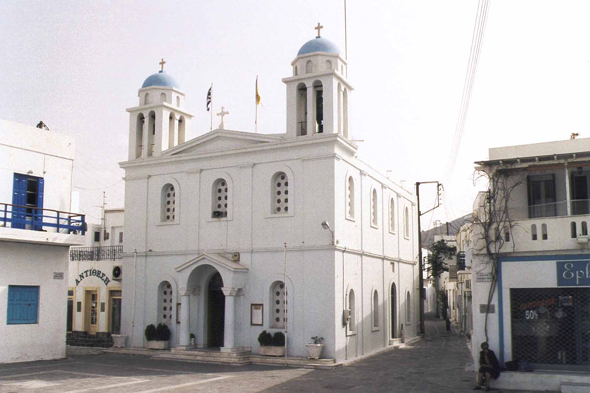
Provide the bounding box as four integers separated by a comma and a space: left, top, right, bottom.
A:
120, 26, 420, 362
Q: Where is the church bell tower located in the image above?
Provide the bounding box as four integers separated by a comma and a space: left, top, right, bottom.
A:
127, 59, 194, 160
283, 24, 354, 139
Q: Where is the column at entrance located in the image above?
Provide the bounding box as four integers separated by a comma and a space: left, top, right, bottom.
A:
221, 287, 239, 352
178, 287, 193, 349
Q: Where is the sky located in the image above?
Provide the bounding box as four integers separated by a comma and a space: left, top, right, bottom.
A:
2, 0, 590, 229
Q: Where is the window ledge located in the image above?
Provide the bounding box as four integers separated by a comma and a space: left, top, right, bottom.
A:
389, 229, 395, 235
345, 215, 356, 222
206, 217, 233, 223
346, 330, 357, 337
157, 221, 180, 227
265, 211, 294, 219
370, 223, 379, 229
371, 325, 380, 332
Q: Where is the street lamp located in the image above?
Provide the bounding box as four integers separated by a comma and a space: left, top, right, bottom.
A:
321, 221, 334, 245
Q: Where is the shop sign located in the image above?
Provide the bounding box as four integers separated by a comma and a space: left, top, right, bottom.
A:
75, 269, 110, 286
476, 272, 492, 282
556, 260, 590, 286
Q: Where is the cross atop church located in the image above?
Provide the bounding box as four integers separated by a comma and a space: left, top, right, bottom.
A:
315, 23, 323, 38
159, 58, 166, 72
217, 106, 229, 130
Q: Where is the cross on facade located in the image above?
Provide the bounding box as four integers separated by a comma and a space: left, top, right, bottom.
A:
315, 23, 323, 37
159, 58, 166, 72
217, 106, 229, 130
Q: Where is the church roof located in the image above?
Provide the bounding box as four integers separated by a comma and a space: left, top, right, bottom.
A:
297, 37, 340, 56
141, 71, 181, 89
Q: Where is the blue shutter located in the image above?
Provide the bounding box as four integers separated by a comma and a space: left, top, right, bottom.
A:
34, 178, 44, 230
11, 174, 27, 229
7, 286, 39, 324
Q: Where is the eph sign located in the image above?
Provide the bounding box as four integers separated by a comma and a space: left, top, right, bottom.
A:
557, 261, 590, 286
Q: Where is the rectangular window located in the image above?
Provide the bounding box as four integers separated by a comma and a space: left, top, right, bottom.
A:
94, 231, 100, 242
7, 285, 39, 324
528, 175, 556, 218
119, 232, 123, 243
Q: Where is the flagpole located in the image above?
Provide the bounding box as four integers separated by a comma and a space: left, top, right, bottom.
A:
210, 83, 213, 131
283, 242, 288, 364
344, 0, 348, 77
255, 76, 258, 133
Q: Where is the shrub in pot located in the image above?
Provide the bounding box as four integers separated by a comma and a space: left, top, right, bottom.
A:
145, 323, 171, 350
258, 330, 286, 357
306, 336, 324, 359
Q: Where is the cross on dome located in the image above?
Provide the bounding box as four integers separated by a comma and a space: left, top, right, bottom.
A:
315, 23, 324, 37
159, 58, 166, 72
217, 106, 229, 130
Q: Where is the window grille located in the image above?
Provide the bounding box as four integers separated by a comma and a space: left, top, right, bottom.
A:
347, 177, 355, 219
212, 179, 228, 218
162, 184, 176, 222
270, 281, 286, 328
158, 282, 173, 324
511, 288, 590, 366
272, 173, 289, 214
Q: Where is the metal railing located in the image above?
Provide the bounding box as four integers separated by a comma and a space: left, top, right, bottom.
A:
0, 203, 85, 234
524, 199, 590, 218
70, 245, 123, 261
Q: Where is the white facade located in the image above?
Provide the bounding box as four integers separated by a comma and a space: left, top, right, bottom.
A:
469, 138, 590, 377
120, 33, 419, 362
0, 119, 85, 363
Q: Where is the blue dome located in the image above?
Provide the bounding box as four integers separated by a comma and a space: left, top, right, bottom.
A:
297, 37, 341, 56
141, 71, 181, 89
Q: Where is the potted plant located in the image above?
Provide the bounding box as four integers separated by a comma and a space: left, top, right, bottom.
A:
190, 333, 196, 348
258, 330, 286, 356
306, 336, 324, 359
145, 323, 171, 350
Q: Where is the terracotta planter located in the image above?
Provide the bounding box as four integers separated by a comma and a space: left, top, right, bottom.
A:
259, 346, 286, 357
146, 340, 169, 350
305, 343, 324, 359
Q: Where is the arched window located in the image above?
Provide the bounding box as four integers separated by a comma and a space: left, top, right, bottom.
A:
144, 93, 150, 105
158, 281, 173, 325
531, 224, 538, 240
347, 176, 355, 219
406, 291, 411, 323
296, 83, 307, 136
160, 92, 166, 103
168, 113, 175, 149
326, 60, 332, 70
270, 281, 286, 329
371, 189, 378, 227
571, 222, 577, 238
272, 172, 289, 214
348, 289, 356, 332
212, 178, 228, 218
147, 111, 156, 157
313, 80, 323, 133
136, 113, 145, 159
337, 83, 343, 135
343, 89, 349, 138
404, 207, 410, 238
373, 290, 379, 328
176, 96, 181, 107
161, 183, 176, 222
294, 65, 298, 76
178, 116, 185, 144
583, 222, 588, 236
306, 60, 313, 74
542, 223, 548, 240
389, 197, 395, 233
504, 227, 510, 242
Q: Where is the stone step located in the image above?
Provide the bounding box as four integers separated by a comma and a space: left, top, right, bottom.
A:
169, 349, 250, 359
250, 355, 341, 369
561, 382, 590, 393
153, 353, 251, 366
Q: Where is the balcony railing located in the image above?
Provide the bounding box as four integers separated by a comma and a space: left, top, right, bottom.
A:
70, 245, 123, 261
0, 203, 85, 234
512, 199, 590, 219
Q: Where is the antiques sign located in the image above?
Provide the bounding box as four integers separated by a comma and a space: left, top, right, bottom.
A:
556, 260, 590, 286
75, 269, 111, 286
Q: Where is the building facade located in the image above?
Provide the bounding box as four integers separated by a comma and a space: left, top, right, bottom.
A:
68, 209, 124, 337
119, 30, 420, 362
470, 138, 590, 379
0, 119, 85, 363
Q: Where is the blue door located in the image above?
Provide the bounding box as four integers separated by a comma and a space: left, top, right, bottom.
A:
12, 174, 44, 229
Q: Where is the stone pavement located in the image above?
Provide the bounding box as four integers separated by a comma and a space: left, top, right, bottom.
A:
0, 314, 544, 392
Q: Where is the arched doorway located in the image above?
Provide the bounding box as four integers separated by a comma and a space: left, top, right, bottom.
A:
207, 272, 225, 347
391, 283, 397, 339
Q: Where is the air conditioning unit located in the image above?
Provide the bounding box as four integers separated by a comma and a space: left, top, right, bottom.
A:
112, 266, 122, 280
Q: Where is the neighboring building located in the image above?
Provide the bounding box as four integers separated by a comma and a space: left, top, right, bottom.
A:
455, 223, 472, 335
469, 138, 590, 388
119, 28, 420, 362
0, 119, 85, 363
430, 235, 458, 321
68, 209, 124, 340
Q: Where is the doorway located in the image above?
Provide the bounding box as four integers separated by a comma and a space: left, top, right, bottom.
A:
572, 174, 589, 215
84, 290, 98, 335
67, 288, 74, 332
109, 290, 122, 334
391, 283, 397, 339
207, 272, 225, 347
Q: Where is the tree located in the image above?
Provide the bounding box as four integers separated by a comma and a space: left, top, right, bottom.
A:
426, 239, 456, 318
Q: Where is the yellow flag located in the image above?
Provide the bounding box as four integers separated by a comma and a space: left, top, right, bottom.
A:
256, 77, 261, 105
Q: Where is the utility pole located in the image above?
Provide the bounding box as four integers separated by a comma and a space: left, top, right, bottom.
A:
416, 181, 443, 336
